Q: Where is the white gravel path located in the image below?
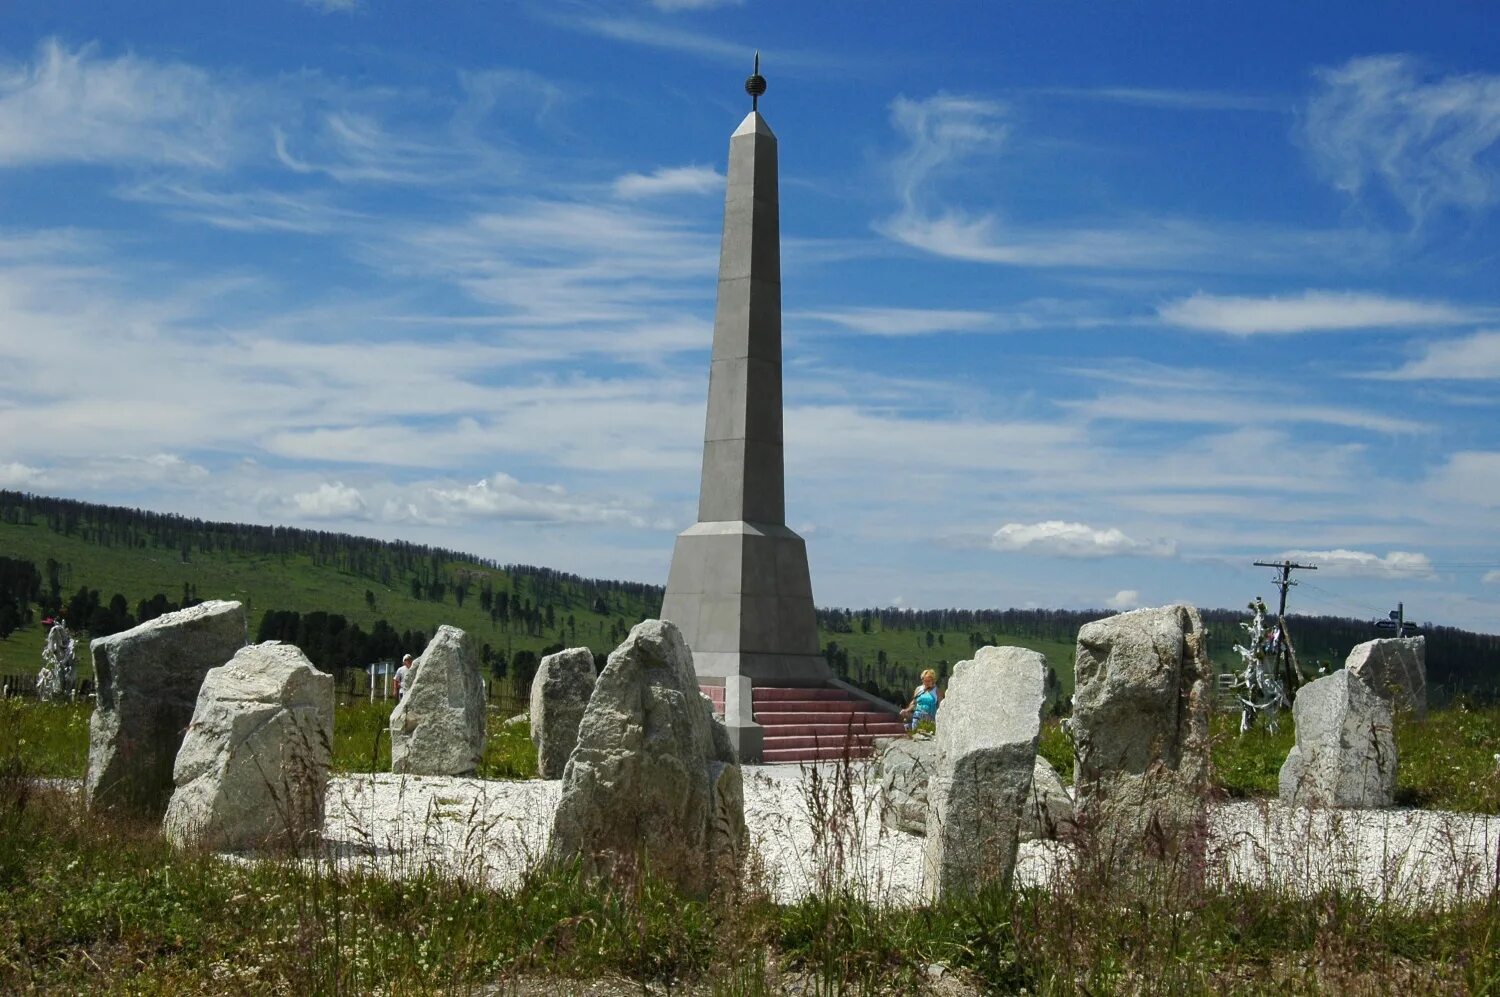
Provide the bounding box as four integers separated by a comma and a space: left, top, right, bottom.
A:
320, 763, 1500, 908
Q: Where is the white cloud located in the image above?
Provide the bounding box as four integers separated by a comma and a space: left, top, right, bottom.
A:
613, 165, 723, 199
991, 521, 1176, 558
1483, 570, 1500, 585
120, 180, 361, 234
427, 473, 666, 529
1106, 589, 1141, 610
1373, 329, 1500, 380
0, 461, 40, 487
373, 199, 716, 325
0, 39, 244, 170
797, 307, 994, 337
1304, 55, 1500, 225
650, 0, 742, 10
0, 454, 210, 491
289, 481, 367, 519
1065, 387, 1426, 435
1028, 86, 1277, 112
1423, 451, 1500, 506
877, 96, 1370, 272
1159, 290, 1476, 335
299, 0, 360, 11
1277, 549, 1436, 580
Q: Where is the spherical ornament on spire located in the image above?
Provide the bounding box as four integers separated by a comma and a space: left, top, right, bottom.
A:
745, 52, 766, 110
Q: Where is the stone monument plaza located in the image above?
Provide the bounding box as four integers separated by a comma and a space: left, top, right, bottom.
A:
662, 60, 900, 762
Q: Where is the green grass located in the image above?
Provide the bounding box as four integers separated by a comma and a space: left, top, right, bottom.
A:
1036, 705, 1500, 814
0, 700, 89, 778
0, 698, 541, 782
12, 696, 1498, 813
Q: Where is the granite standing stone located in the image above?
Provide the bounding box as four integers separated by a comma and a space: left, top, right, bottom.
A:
1071, 605, 1213, 855
1279, 668, 1397, 808
529, 646, 598, 779
86, 600, 247, 815
1345, 636, 1427, 719
546, 620, 746, 897
923, 645, 1048, 899
391, 625, 486, 776
875, 736, 937, 835
658, 82, 828, 762
1023, 756, 1076, 843
163, 642, 333, 851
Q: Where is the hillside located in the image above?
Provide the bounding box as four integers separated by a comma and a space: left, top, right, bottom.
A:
3, 490, 1497, 705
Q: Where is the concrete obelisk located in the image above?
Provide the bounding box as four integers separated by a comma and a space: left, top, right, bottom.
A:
661, 57, 830, 758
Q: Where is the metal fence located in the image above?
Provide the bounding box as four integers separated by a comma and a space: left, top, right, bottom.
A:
1, 674, 94, 700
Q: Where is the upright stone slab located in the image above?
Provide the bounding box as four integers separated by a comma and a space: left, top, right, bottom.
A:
1279, 669, 1396, 808
163, 642, 333, 851
1346, 636, 1426, 719
546, 620, 746, 897
391, 625, 486, 776
86, 600, 246, 815
659, 72, 829, 763
924, 646, 1047, 899
529, 646, 598, 779
1071, 605, 1212, 854
875, 736, 937, 835
1023, 756, 1076, 843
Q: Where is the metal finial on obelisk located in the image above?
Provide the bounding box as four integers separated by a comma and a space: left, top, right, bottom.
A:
744, 51, 766, 111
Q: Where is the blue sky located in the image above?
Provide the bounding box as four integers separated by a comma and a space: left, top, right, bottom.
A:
1, 1, 1498, 632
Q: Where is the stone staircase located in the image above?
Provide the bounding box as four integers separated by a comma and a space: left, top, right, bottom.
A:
750, 686, 905, 764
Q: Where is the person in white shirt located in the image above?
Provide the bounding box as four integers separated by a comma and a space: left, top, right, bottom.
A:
393, 653, 414, 699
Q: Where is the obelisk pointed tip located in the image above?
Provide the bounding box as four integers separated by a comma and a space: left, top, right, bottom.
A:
732, 110, 775, 139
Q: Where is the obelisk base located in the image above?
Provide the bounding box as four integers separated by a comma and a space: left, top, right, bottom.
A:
661, 520, 829, 682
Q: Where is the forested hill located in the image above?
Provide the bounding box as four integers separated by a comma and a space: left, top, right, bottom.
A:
1, 490, 1497, 702
815, 604, 1500, 697
0, 490, 662, 610
0, 489, 665, 698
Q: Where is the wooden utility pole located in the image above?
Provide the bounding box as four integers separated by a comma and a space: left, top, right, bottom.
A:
1253, 559, 1317, 694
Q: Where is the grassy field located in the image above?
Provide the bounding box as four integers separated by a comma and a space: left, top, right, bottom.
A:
0, 698, 541, 782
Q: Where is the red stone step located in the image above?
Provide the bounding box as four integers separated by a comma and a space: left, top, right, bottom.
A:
759, 721, 905, 736
754, 710, 899, 726
756, 699, 870, 712
752, 687, 851, 701
768, 728, 894, 743
762, 744, 883, 763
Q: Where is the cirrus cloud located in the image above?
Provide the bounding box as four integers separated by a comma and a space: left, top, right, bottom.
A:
1159, 290, 1477, 335
1372, 329, 1500, 380
1304, 55, 1500, 225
